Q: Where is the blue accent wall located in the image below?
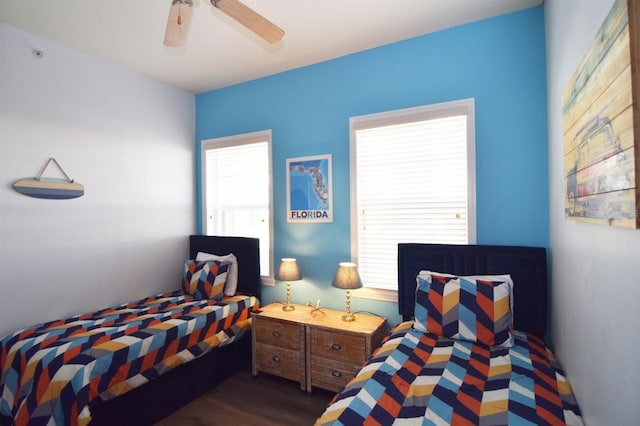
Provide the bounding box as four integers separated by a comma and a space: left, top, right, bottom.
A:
195, 6, 548, 326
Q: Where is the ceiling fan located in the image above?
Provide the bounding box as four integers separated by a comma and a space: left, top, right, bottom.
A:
164, 0, 285, 47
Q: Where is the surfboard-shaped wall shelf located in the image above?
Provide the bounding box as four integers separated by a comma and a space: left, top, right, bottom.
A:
12, 158, 84, 200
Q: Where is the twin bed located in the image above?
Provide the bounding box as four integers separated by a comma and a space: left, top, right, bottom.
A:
0, 235, 261, 426
1, 239, 583, 425
316, 243, 583, 425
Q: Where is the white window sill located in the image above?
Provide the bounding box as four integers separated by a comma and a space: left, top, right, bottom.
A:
351, 287, 398, 303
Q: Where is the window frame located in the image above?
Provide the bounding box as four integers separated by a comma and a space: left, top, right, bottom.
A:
200, 130, 275, 286
349, 98, 477, 302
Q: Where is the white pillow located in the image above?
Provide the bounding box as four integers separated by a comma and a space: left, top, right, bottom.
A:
195, 252, 238, 296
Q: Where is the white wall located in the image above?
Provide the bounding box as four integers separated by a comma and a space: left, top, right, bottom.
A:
546, 1, 640, 423
0, 23, 195, 338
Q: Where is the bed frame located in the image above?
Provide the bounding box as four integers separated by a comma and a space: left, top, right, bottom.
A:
314, 244, 582, 426
88, 235, 261, 425
397, 243, 547, 338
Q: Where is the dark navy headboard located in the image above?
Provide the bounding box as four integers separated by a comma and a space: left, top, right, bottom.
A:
398, 243, 547, 338
189, 235, 261, 299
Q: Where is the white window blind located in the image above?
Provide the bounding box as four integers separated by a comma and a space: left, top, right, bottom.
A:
202, 131, 273, 278
350, 99, 476, 295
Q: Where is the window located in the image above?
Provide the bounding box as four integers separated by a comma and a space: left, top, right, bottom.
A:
201, 130, 274, 283
350, 99, 476, 301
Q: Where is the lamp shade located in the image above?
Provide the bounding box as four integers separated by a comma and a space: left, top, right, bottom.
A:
331, 262, 363, 290
276, 258, 302, 281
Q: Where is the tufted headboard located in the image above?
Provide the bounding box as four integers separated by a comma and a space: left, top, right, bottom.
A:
189, 235, 261, 299
397, 243, 547, 338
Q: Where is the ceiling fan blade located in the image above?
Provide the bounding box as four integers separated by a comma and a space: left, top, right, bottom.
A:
212, 0, 285, 44
164, 0, 194, 47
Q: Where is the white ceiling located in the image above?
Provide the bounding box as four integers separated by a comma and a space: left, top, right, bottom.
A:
0, 0, 542, 94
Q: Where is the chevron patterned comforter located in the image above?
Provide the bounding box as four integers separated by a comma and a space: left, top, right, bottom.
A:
315, 322, 583, 426
0, 292, 259, 426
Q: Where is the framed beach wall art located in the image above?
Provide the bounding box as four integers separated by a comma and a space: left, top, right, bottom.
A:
286, 154, 333, 223
562, 0, 640, 229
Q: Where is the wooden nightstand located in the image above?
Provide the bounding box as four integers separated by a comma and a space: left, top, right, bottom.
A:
252, 303, 386, 393
252, 306, 306, 391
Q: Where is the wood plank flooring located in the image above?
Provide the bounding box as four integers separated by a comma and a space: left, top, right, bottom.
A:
155, 369, 335, 426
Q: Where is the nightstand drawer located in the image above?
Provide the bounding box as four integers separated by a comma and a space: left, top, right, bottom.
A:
254, 317, 304, 350
311, 328, 366, 363
255, 343, 305, 382
310, 355, 360, 392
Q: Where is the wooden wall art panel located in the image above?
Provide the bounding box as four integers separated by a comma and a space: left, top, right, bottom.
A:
563, 0, 640, 228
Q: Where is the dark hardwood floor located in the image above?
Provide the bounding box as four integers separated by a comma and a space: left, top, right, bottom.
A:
155, 369, 335, 426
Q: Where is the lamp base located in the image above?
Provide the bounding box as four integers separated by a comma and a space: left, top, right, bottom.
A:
341, 313, 356, 322
282, 303, 295, 311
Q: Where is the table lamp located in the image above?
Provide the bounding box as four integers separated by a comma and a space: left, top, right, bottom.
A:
277, 258, 302, 311
331, 262, 363, 321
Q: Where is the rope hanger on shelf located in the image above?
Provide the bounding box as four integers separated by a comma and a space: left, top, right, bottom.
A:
35, 157, 76, 183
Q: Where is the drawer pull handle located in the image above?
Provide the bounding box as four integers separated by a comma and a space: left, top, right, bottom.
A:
272, 331, 281, 338
272, 355, 281, 363
332, 370, 342, 378
330, 343, 342, 351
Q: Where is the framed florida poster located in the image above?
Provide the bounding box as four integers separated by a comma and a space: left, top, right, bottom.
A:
286, 154, 333, 223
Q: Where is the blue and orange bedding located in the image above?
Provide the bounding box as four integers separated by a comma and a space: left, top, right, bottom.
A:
0, 292, 259, 425
315, 322, 583, 426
